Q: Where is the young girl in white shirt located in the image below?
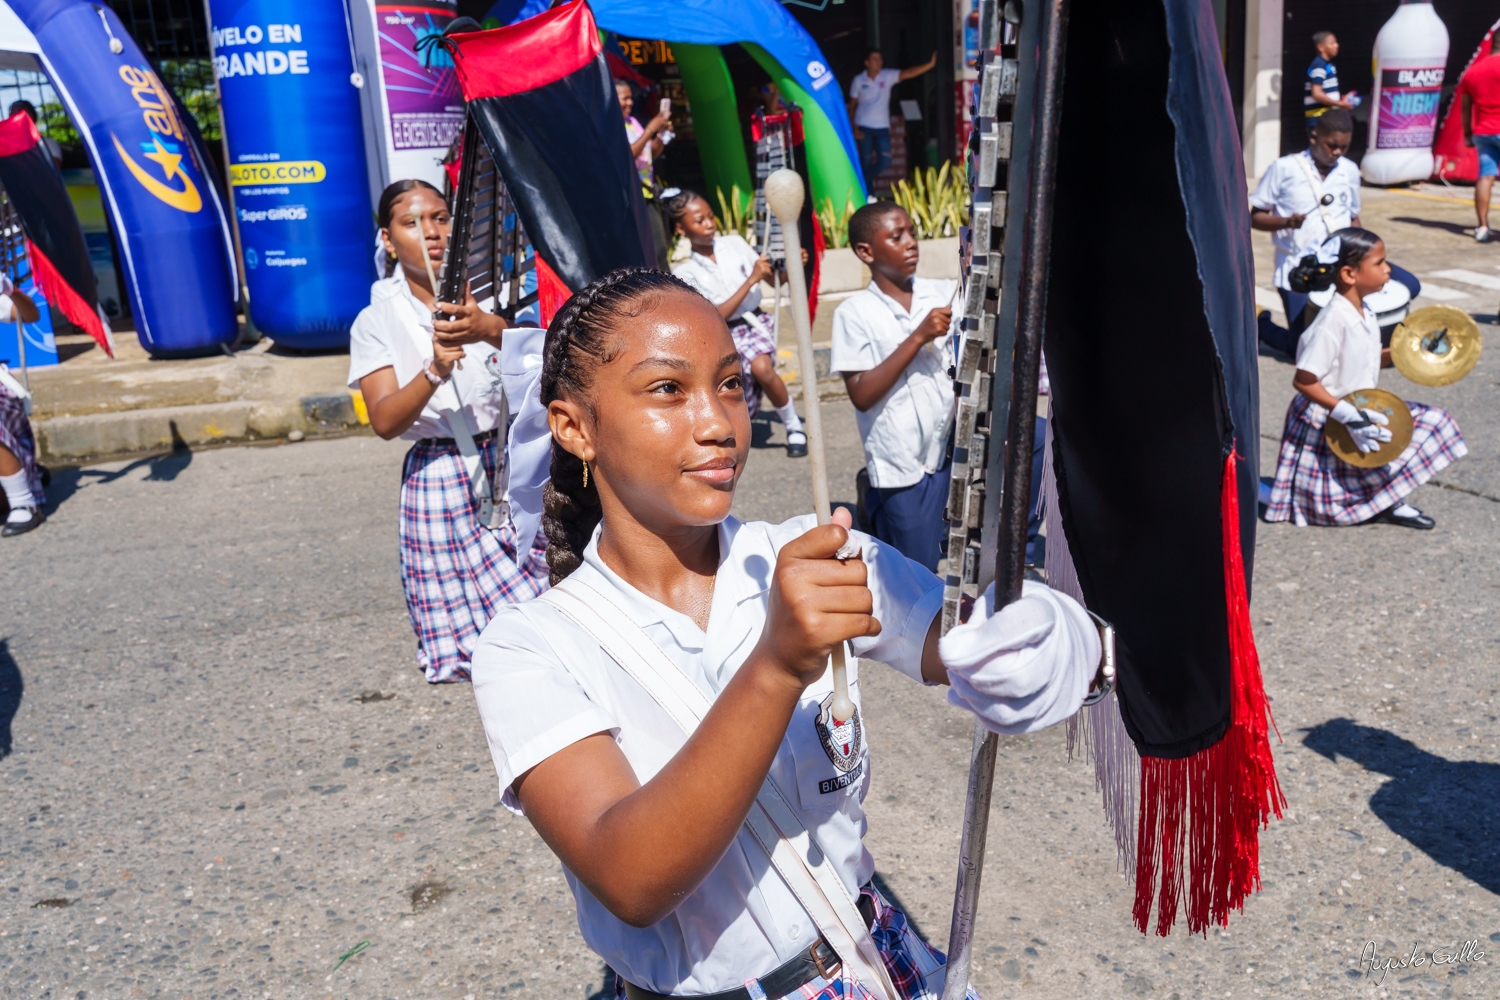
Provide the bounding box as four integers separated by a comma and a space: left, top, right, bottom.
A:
470, 267, 1106, 999
1264, 229, 1466, 528
664, 190, 808, 458
0, 277, 44, 536
348, 179, 550, 683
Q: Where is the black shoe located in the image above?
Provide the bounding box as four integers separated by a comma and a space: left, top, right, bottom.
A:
1375, 506, 1435, 530
2, 507, 45, 537
786, 431, 808, 458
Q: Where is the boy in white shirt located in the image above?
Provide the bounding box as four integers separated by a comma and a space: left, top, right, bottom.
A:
1250, 110, 1419, 353
846, 50, 936, 182
830, 203, 954, 571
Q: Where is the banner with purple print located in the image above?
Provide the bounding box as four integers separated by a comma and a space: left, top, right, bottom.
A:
377, 3, 464, 154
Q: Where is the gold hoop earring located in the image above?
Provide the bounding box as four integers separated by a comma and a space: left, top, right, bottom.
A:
582, 460, 589, 489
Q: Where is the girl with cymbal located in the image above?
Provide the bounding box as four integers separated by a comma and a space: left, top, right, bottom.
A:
1264, 228, 1466, 529
469, 266, 1107, 999
663, 189, 809, 458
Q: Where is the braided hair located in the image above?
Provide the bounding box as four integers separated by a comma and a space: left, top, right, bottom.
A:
540, 266, 699, 583
660, 188, 702, 235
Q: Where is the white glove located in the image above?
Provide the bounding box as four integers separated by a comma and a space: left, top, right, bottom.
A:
939, 580, 1100, 735
1330, 399, 1392, 454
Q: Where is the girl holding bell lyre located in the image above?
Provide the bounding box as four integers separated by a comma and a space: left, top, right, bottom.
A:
1264, 229, 1467, 529
348, 178, 551, 683
469, 267, 1107, 999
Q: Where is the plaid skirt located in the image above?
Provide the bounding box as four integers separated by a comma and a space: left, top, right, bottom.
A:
0, 383, 42, 500
399, 436, 549, 683
730, 311, 779, 417
612, 886, 981, 1000
1265, 393, 1467, 527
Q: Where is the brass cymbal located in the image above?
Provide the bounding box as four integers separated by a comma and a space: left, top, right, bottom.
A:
1391, 304, 1482, 387
1323, 388, 1415, 469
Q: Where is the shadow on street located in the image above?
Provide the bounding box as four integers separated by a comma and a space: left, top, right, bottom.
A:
1302, 717, 1500, 894
0, 638, 22, 760
43, 435, 195, 513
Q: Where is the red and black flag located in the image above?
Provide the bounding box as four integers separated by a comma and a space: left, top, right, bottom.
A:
1042, 0, 1282, 936
440, 1, 653, 319
0, 110, 112, 357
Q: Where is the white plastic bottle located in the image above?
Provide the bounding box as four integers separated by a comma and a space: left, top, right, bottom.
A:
1362, 0, 1450, 186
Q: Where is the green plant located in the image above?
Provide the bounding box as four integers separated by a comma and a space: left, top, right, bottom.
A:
891, 162, 968, 240
816, 196, 857, 249
714, 184, 753, 240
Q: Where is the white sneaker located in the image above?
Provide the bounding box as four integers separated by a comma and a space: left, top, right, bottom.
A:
1476, 226, 1492, 243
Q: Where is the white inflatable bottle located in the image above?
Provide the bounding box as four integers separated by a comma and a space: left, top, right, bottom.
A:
1362, 0, 1449, 186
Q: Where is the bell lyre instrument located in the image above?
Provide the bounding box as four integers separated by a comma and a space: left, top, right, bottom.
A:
430, 106, 539, 527
938, 0, 1069, 995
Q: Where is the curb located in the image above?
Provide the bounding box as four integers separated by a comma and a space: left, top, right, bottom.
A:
34, 392, 370, 465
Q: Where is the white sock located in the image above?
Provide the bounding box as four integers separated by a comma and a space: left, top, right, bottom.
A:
775, 401, 804, 436
1392, 502, 1421, 518
1, 470, 34, 515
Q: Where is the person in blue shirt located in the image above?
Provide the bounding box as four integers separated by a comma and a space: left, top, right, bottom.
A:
1305, 31, 1354, 131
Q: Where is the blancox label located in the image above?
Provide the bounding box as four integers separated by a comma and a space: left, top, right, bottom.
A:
1376, 66, 1445, 151
229, 161, 327, 185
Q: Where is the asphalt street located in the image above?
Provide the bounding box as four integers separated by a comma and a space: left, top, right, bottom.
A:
3, 189, 1500, 998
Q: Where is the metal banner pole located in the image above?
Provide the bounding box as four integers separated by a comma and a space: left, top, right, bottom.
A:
938, 0, 1071, 994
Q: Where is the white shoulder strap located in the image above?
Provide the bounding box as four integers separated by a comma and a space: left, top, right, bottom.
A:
1292, 152, 1334, 235
538, 577, 899, 1000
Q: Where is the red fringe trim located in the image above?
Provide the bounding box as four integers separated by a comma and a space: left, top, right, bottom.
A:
534, 253, 570, 328
26, 239, 113, 358
1132, 448, 1285, 936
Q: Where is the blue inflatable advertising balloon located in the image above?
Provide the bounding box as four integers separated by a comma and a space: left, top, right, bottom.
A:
11, 0, 239, 355
208, 0, 375, 348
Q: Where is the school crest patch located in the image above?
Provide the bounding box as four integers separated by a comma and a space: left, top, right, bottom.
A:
815, 693, 862, 774
483, 352, 505, 382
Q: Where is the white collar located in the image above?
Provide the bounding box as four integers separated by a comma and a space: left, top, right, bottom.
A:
1327, 292, 1374, 322
372, 272, 434, 325
576, 516, 767, 654
863, 277, 938, 318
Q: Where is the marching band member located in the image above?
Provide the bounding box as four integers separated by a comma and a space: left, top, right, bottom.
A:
1264, 229, 1467, 529
0, 275, 43, 537
349, 179, 549, 683
471, 268, 1103, 999
663, 189, 808, 458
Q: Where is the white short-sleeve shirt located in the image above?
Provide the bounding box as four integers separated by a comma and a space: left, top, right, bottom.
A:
830, 278, 957, 489
1250, 151, 1362, 290
470, 514, 944, 994
346, 275, 509, 442
1295, 293, 1381, 400
671, 234, 762, 319
848, 68, 901, 130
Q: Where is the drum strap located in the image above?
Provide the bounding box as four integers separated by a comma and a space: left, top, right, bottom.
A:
537, 576, 900, 1000
1292, 153, 1335, 240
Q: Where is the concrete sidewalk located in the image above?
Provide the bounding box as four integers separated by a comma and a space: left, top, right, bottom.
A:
25, 331, 368, 465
